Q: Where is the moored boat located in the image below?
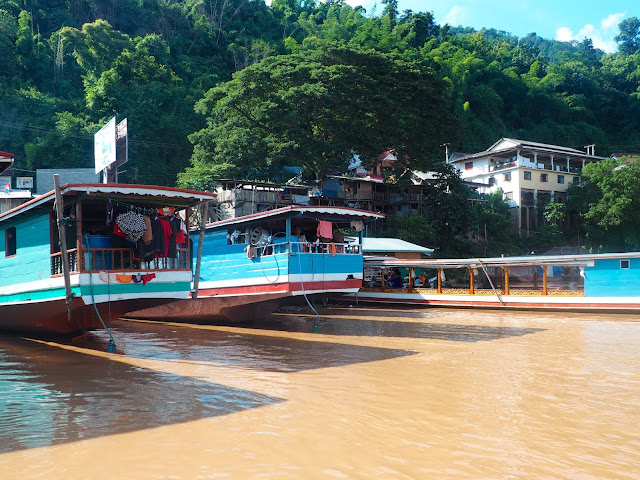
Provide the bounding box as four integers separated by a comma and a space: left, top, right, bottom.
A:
196, 206, 384, 296
349, 253, 640, 312
0, 182, 215, 334
126, 206, 384, 323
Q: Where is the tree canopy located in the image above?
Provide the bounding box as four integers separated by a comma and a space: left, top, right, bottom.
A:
180, 43, 456, 187
2, 2, 640, 253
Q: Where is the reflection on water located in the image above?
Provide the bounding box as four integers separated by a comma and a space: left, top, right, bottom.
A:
0, 336, 282, 453
1, 306, 640, 480
83, 320, 418, 372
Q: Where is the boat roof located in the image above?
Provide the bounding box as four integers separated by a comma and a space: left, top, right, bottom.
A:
207, 205, 384, 229
362, 237, 434, 255
0, 183, 216, 223
364, 252, 640, 269
0, 151, 14, 175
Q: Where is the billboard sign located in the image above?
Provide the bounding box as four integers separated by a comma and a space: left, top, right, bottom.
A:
16, 177, 33, 189
94, 117, 116, 174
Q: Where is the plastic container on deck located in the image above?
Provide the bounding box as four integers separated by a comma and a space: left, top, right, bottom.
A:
83, 235, 112, 270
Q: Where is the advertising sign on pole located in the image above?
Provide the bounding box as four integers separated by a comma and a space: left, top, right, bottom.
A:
94, 117, 116, 174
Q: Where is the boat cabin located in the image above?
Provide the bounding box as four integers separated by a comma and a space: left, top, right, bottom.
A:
195, 206, 384, 297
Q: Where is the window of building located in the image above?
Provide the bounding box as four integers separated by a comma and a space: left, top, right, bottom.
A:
573, 177, 580, 185
504, 191, 513, 200
465, 162, 473, 170
557, 175, 565, 184
503, 172, 511, 182
488, 176, 496, 186
620, 260, 630, 269
5, 227, 16, 257
524, 171, 532, 180
541, 173, 548, 182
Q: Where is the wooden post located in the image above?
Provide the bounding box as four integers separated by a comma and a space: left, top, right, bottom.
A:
542, 265, 548, 295
504, 266, 510, 295
75, 202, 82, 271
192, 201, 209, 299
53, 174, 73, 319
469, 267, 475, 295
380, 269, 386, 292
437, 268, 443, 293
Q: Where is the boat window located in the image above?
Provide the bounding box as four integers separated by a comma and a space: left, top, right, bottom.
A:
5, 227, 16, 257
620, 260, 630, 269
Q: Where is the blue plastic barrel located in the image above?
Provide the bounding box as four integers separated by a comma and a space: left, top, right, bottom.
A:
83, 235, 112, 270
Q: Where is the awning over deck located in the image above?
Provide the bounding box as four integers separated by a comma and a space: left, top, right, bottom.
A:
207, 205, 384, 229
0, 183, 216, 223
363, 252, 640, 270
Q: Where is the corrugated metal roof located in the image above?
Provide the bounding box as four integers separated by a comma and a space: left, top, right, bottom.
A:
362, 237, 433, 254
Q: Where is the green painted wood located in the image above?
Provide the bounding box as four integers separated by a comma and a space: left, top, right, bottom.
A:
0, 215, 52, 288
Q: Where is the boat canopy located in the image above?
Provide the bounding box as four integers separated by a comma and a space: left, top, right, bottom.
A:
0, 183, 216, 223
207, 205, 384, 230
364, 252, 640, 269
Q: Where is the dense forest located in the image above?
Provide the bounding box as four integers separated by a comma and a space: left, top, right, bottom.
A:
1, 0, 640, 252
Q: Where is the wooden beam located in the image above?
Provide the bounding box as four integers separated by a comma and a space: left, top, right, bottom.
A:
504, 266, 510, 295
53, 174, 73, 320
469, 267, 474, 295
192, 201, 209, 299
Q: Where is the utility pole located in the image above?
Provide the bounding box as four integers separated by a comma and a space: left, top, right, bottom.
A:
441, 143, 450, 162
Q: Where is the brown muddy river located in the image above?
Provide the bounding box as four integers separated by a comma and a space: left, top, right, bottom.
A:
1, 306, 639, 479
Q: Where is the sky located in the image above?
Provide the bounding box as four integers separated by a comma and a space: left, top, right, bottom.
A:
343, 0, 637, 53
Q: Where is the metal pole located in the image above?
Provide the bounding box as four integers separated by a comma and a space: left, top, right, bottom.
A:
53, 174, 74, 320
192, 201, 209, 299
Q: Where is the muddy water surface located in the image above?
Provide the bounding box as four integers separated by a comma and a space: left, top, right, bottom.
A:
1, 307, 639, 479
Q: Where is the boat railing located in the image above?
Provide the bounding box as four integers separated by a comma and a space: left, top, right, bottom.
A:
257, 241, 361, 256
50, 249, 79, 275
76, 247, 190, 272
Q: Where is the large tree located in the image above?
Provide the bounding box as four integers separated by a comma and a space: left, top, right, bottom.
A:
179, 42, 457, 188
568, 156, 640, 251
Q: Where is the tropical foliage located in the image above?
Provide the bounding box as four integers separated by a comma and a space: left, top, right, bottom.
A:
2, 1, 640, 253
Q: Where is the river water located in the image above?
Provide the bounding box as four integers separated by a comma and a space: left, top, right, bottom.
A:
1, 306, 639, 479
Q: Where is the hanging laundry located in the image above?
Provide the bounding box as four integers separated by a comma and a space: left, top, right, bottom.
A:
141, 273, 156, 285
176, 218, 186, 245
168, 217, 180, 257
149, 218, 165, 260
317, 220, 333, 240
116, 211, 147, 243
142, 216, 153, 245
156, 217, 172, 258
116, 274, 132, 284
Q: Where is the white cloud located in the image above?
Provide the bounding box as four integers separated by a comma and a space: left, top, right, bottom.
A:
556, 27, 573, 42
555, 12, 625, 53
601, 12, 625, 31
444, 6, 468, 26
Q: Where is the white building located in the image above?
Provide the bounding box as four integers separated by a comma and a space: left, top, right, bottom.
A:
449, 138, 606, 234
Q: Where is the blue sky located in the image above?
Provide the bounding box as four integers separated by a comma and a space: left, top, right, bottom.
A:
344, 0, 636, 52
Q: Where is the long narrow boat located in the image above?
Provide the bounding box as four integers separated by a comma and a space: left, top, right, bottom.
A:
0, 183, 215, 334
197, 206, 384, 297
126, 206, 384, 322
349, 253, 640, 312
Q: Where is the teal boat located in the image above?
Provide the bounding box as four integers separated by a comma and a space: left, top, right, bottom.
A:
0, 182, 214, 334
